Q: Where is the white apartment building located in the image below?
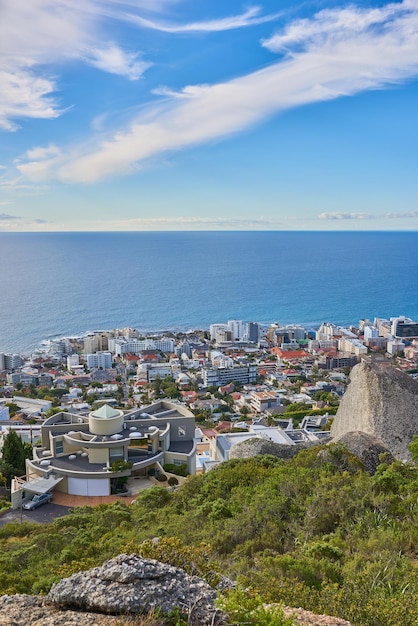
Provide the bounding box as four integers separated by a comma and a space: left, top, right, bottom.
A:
202, 364, 258, 387
86, 351, 113, 370
210, 351, 234, 368
84, 333, 109, 354
228, 320, 245, 341
387, 339, 406, 355
110, 337, 175, 356
373, 318, 392, 337
210, 324, 227, 341
338, 336, 367, 356
215, 329, 233, 346
316, 323, 339, 341
282, 325, 306, 342
363, 325, 379, 341
308, 339, 336, 353
66, 354, 80, 371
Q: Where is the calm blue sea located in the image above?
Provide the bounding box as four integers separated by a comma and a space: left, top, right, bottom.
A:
0, 231, 417, 354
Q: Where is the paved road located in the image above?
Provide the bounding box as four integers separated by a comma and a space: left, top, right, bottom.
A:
0, 503, 73, 527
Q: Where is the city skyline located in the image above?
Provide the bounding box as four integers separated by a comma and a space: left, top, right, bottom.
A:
1, 0, 418, 232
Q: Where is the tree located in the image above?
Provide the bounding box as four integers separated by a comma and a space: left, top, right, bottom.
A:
408, 435, 418, 463
44, 407, 62, 419
1, 431, 26, 486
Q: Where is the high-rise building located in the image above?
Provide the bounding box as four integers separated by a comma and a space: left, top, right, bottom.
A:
209, 324, 227, 341
390, 316, 418, 339
86, 352, 113, 369
245, 322, 260, 343
3, 354, 23, 371
227, 320, 244, 341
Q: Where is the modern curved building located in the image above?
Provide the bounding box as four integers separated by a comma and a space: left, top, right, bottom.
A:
23, 400, 196, 497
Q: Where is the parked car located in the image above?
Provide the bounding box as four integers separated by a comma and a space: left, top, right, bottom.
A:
23, 492, 53, 510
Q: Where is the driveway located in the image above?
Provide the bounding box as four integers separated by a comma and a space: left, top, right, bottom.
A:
0, 503, 73, 527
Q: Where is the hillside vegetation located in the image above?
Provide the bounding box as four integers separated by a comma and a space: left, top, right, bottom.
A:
1, 444, 418, 625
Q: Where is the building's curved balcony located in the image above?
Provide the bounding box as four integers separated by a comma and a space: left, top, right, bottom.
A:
27, 447, 165, 479
128, 449, 164, 469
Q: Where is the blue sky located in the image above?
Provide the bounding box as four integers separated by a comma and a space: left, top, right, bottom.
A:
1, 0, 418, 231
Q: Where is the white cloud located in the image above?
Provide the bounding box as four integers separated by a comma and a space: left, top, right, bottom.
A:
385, 210, 418, 218
319, 210, 418, 221
15, 1, 418, 183
26, 144, 60, 160
318, 212, 374, 220
84, 44, 151, 80
89, 215, 280, 230
0, 213, 21, 220
0, 70, 62, 131
0, 1, 281, 131
126, 6, 282, 33
262, 3, 405, 53
0, 0, 166, 130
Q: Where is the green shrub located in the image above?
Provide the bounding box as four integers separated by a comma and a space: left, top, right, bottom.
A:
163, 463, 188, 477
217, 587, 295, 625
135, 537, 221, 586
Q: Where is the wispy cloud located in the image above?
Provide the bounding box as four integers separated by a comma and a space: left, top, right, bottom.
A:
385, 210, 418, 219
261, 3, 405, 53
84, 44, 151, 80
15, 0, 418, 184
0, 213, 21, 220
319, 210, 418, 221
318, 212, 375, 220
90, 215, 280, 230
126, 6, 282, 33
26, 145, 60, 160
0, 0, 165, 131
0, 2, 279, 132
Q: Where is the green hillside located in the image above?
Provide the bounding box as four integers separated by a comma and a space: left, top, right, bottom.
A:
1, 443, 418, 626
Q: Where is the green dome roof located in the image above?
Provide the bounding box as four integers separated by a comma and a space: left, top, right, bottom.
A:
90, 404, 121, 419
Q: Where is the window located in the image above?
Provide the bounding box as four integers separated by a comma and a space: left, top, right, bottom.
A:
178, 427, 186, 437
109, 447, 124, 463
55, 440, 64, 454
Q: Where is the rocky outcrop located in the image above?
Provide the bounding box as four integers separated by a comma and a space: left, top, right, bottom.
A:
0, 594, 354, 626
48, 554, 225, 626
0, 594, 126, 626
330, 362, 418, 461
229, 436, 323, 460
335, 431, 394, 474
0, 558, 354, 626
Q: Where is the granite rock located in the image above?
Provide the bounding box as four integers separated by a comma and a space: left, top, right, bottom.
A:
229, 436, 323, 460
330, 362, 418, 461
335, 431, 394, 474
47, 554, 225, 625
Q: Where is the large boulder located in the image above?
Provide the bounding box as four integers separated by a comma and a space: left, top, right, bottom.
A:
229, 436, 322, 460
330, 362, 418, 461
335, 431, 394, 474
47, 554, 224, 626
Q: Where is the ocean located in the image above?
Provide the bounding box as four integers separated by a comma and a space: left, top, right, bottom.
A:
0, 231, 417, 354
